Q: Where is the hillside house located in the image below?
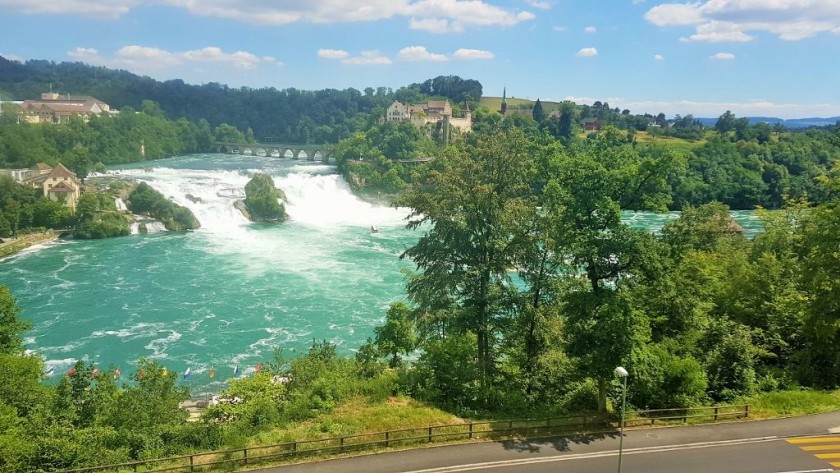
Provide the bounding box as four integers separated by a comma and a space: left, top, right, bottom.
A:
22, 163, 82, 211
18, 92, 117, 124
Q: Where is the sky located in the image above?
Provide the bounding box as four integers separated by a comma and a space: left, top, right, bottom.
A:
1, 0, 839, 119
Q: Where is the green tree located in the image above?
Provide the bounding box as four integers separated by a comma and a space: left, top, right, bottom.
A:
0, 285, 30, 354
532, 98, 545, 123
397, 128, 534, 399
374, 302, 417, 367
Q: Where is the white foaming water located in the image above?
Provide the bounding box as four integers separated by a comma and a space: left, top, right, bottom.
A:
113, 164, 406, 234
279, 173, 407, 228
115, 197, 128, 211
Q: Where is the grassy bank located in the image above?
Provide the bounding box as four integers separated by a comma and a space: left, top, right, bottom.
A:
0, 230, 59, 259
739, 390, 840, 418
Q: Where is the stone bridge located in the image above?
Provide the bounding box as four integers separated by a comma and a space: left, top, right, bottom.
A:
214, 142, 333, 162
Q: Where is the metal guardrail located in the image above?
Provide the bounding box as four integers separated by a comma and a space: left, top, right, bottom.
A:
56, 405, 748, 473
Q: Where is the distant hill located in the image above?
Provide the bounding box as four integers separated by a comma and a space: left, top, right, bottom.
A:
697, 116, 840, 128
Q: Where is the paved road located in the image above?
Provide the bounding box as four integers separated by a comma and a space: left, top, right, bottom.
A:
264, 411, 840, 473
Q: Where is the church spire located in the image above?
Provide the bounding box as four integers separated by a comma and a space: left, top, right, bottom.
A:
500, 86, 508, 115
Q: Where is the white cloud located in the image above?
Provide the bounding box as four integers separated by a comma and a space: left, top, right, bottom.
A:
1, 53, 25, 62
410, 17, 455, 33
710, 52, 736, 60
68, 47, 100, 61
646, 0, 840, 42
317, 49, 350, 60
397, 46, 448, 62
0, 0, 136, 18
66, 45, 276, 72
679, 21, 753, 42
453, 48, 495, 60
525, 0, 551, 10
553, 26, 568, 32
2, 0, 536, 32
182, 47, 262, 69
654, 54, 664, 60
584, 26, 597, 33
575, 47, 598, 57
115, 45, 181, 68
341, 50, 392, 65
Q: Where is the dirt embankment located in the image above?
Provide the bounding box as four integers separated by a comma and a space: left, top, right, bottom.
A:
0, 230, 60, 259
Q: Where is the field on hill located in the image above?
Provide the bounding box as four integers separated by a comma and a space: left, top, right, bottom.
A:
480, 96, 561, 112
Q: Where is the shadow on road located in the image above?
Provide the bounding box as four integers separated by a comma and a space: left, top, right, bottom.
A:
499, 431, 620, 453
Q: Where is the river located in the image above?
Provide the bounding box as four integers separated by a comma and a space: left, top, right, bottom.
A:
0, 154, 763, 395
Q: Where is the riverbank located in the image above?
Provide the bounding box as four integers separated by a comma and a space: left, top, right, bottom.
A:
0, 230, 61, 259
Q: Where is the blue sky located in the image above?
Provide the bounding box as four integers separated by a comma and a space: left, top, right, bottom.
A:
1, 0, 838, 118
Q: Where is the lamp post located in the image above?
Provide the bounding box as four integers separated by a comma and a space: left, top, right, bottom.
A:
615, 366, 629, 473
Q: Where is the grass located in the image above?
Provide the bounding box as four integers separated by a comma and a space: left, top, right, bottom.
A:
739, 390, 840, 419
247, 396, 465, 446
634, 131, 707, 153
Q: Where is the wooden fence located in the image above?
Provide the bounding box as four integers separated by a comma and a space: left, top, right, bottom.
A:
57, 405, 748, 473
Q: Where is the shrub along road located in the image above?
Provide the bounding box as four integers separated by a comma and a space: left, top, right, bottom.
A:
265, 410, 840, 473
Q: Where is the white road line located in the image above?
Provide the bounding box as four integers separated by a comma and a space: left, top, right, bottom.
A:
401, 437, 782, 473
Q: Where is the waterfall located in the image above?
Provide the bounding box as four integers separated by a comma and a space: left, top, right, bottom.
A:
115, 197, 128, 211
110, 164, 407, 235
131, 220, 168, 234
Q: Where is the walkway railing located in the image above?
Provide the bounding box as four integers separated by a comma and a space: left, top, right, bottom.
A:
57, 404, 748, 473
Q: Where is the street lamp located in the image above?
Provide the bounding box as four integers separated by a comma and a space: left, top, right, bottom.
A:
615, 366, 629, 473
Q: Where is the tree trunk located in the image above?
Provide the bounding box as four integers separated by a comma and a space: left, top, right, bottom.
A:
598, 377, 607, 412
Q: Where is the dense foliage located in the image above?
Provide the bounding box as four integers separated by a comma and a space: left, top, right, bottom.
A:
127, 182, 200, 231
340, 110, 840, 211
0, 58, 479, 144
74, 190, 131, 239
374, 128, 840, 415
0, 175, 74, 237
243, 173, 287, 222
0, 104, 226, 177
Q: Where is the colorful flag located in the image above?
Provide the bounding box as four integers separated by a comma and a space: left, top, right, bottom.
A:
67, 367, 76, 377
233, 365, 239, 376
209, 368, 215, 379
183, 367, 191, 379
92, 368, 99, 378
114, 368, 121, 380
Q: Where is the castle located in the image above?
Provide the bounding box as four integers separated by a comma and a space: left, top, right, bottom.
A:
384, 100, 472, 133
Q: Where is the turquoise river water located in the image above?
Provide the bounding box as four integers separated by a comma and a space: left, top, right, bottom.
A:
0, 154, 763, 395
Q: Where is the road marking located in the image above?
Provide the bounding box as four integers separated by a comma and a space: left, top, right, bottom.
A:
801, 445, 840, 451
788, 437, 840, 444
775, 470, 834, 473
787, 436, 840, 469
400, 437, 780, 473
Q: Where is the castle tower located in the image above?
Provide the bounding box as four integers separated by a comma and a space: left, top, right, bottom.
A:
500, 87, 508, 115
